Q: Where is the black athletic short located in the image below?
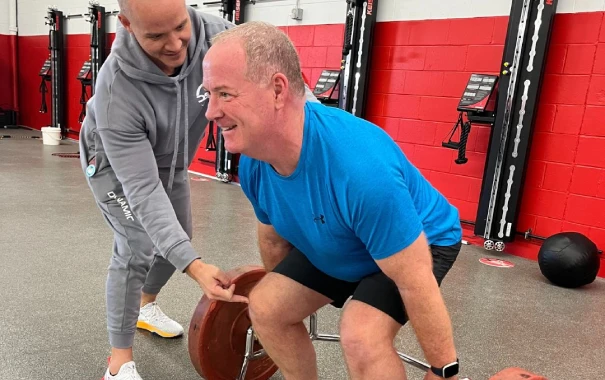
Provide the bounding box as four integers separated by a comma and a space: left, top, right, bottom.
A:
272, 242, 462, 325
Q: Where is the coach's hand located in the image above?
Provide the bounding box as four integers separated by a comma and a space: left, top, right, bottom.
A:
186, 259, 249, 303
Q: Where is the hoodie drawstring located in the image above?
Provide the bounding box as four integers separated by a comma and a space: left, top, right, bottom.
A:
167, 81, 182, 197
184, 80, 189, 186
166, 80, 190, 197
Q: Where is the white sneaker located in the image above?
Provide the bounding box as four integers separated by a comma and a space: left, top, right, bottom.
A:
136, 302, 184, 338
103, 361, 142, 380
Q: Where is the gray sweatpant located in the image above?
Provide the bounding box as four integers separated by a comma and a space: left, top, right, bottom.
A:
87, 167, 192, 349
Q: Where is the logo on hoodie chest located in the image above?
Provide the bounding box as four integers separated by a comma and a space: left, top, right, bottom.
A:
196, 84, 209, 105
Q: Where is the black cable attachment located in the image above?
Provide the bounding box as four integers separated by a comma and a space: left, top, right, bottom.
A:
442, 112, 471, 165
455, 121, 471, 164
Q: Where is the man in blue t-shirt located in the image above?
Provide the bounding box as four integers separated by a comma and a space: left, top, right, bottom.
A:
201, 22, 464, 380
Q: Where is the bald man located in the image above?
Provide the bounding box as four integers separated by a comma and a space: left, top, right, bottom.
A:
201, 22, 463, 380
78, 1, 250, 378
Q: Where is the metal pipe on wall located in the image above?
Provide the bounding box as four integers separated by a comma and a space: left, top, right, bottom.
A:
9, 0, 19, 112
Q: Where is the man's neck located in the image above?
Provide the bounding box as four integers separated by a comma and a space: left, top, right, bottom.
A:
168, 66, 182, 77
264, 103, 306, 177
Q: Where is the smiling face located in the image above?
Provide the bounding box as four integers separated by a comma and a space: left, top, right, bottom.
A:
201, 39, 279, 156
118, 0, 191, 75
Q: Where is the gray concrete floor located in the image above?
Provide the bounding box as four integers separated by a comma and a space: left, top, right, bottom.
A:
1, 128, 604, 380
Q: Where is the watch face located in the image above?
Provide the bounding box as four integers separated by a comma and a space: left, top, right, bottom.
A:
443, 362, 459, 378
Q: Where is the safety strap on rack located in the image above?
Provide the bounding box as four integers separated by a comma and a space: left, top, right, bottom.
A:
39, 77, 48, 113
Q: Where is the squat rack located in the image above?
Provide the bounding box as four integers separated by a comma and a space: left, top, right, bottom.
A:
41, 7, 66, 138
76, 1, 108, 124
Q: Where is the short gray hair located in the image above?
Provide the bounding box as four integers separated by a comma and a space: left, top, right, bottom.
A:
211, 21, 306, 97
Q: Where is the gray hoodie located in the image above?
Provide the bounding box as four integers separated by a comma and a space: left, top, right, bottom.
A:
79, 7, 233, 272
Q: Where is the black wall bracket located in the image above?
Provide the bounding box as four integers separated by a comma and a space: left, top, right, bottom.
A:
443, 73, 499, 165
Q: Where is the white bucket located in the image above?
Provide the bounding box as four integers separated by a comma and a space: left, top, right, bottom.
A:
41, 126, 62, 146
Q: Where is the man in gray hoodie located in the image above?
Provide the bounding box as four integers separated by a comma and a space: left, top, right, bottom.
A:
79, 0, 249, 378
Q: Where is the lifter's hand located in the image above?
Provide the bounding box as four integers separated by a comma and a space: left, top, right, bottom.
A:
185, 259, 249, 303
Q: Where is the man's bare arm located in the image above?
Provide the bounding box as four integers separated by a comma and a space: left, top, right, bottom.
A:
257, 222, 293, 271
375, 232, 458, 373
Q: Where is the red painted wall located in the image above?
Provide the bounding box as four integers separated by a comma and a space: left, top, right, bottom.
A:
366, 12, 605, 276
0, 34, 14, 110
366, 16, 505, 223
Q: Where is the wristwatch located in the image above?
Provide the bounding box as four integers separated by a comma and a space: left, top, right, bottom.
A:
430, 359, 459, 378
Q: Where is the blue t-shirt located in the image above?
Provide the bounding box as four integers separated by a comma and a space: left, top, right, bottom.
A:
239, 101, 462, 282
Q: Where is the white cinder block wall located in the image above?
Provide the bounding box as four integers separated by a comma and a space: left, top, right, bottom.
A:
15, 0, 605, 36
0, 0, 10, 34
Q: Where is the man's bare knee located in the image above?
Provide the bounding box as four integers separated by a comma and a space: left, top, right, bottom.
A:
340, 317, 382, 364
248, 273, 300, 329
248, 280, 280, 329
339, 301, 400, 368
248, 272, 331, 332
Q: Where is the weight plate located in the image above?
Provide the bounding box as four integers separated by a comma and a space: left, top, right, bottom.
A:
188, 265, 278, 380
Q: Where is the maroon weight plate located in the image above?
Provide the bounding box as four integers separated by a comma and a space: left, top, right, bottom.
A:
188, 265, 278, 380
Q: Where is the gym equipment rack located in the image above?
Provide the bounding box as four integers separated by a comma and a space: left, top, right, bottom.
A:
43, 7, 66, 138
339, 0, 378, 118
475, 0, 559, 252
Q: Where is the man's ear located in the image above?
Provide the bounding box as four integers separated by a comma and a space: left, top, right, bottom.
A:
272, 73, 288, 110
118, 14, 133, 33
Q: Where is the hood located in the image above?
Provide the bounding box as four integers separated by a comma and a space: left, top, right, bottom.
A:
110, 6, 211, 195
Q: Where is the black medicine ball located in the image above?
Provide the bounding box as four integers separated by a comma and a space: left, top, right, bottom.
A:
538, 232, 600, 288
